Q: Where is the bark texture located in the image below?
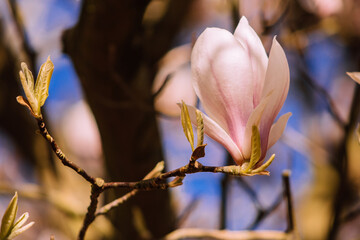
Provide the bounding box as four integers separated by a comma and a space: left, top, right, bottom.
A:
63, 0, 192, 238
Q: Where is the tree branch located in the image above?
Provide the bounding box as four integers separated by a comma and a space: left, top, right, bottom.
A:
36, 118, 97, 185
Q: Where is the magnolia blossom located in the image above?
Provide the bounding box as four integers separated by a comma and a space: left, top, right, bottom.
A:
152, 45, 197, 116
300, 0, 343, 17
188, 17, 291, 166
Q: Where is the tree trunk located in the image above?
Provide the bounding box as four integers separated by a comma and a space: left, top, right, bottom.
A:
63, 0, 192, 238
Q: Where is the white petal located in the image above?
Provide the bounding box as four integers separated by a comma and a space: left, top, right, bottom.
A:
191, 27, 254, 144
259, 37, 290, 152
234, 16, 268, 106
267, 112, 292, 149
152, 44, 192, 93
154, 67, 196, 116
153, 45, 195, 116
186, 105, 244, 165
242, 91, 273, 159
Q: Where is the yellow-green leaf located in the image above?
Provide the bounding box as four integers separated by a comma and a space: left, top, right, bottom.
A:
34, 56, 54, 108
16, 96, 37, 117
19, 68, 39, 117
252, 154, 275, 174
196, 109, 204, 147
7, 212, 34, 240
0, 193, 18, 240
245, 125, 261, 172
21, 63, 34, 91
180, 101, 194, 151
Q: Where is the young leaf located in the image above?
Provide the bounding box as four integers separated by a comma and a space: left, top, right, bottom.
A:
180, 101, 194, 151
34, 56, 54, 108
0, 193, 18, 240
12, 212, 29, 231
16, 96, 37, 117
7, 221, 34, 240
245, 125, 261, 172
252, 154, 275, 174
21, 63, 34, 92
196, 109, 204, 147
19, 68, 39, 117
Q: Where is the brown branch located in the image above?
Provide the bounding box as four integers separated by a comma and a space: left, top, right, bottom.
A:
30, 113, 271, 239
328, 84, 360, 239
36, 118, 97, 185
103, 162, 269, 191
5, 0, 35, 64
300, 65, 346, 127
96, 190, 138, 217
282, 170, 294, 232
282, 170, 300, 240
78, 179, 104, 240
96, 161, 165, 216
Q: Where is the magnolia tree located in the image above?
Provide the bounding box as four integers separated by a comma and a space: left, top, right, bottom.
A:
3, 17, 293, 240
1, 1, 360, 240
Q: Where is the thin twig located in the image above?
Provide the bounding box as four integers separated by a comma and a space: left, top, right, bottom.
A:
30, 115, 271, 239
328, 85, 360, 239
282, 169, 299, 240
78, 180, 104, 240
96, 162, 165, 216
291, 35, 346, 128
299, 66, 346, 127
5, 0, 35, 63
95, 190, 138, 217
36, 118, 97, 185
103, 162, 269, 190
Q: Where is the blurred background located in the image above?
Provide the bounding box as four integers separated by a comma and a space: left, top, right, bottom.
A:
0, 0, 360, 239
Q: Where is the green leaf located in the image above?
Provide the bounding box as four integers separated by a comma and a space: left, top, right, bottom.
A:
180, 101, 194, 151
7, 221, 34, 240
11, 212, 28, 231
252, 154, 275, 174
21, 63, 34, 92
196, 109, 204, 147
19, 66, 39, 117
0, 193, 18, 240
34, 56, 54, 108
245, 125, 261, 172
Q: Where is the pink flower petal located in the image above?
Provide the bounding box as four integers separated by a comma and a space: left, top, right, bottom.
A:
259, 37, 290, 154
186, 105, 244, 164
234, 17, 268, 106
191, 27, 254, 145
153, 45, 195, 116
267, 112, 292, 149
154, 67, 196, 116
242, 91, 273, 159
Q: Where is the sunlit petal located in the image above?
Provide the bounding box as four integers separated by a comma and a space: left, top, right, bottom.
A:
267, 112, 292, 149
234, 16, 268, 106
186, 105, 244, 164
192, 27, 254, 139
259, 37, 290, 153
242, 92, 273, 159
